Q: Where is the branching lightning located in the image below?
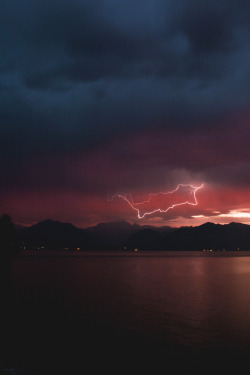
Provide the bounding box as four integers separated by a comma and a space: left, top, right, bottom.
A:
112, 183, 204, 219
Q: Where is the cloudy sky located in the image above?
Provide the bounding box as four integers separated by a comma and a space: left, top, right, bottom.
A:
0, 0, 249, 227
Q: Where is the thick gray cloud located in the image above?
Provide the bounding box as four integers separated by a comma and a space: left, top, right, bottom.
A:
0, 0, 249, 186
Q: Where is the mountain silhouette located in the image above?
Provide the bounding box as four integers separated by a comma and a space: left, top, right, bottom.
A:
14, 220, 250, 252
85, 221, 174, 246
123, 229, 163, 251
85, 221, 141, 246
14, 219, 105, 250
159, 222, 250, 251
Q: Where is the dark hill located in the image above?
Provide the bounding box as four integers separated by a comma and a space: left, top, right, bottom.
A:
123, 229, 163, 251
14, 220, 250, 252
85, 221, 174, 246
15, 219, 105, 250
160, 222, 250, 250
85, 221, 141, 246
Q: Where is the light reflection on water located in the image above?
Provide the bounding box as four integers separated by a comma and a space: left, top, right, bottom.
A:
11, 252, 250, 372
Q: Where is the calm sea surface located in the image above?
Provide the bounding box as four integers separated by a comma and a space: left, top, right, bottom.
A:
7, 251, 250, 373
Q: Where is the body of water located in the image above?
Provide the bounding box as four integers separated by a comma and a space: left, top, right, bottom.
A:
4, 251, 250, 373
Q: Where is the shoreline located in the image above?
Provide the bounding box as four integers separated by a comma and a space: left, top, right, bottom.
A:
15, 250, 250, 257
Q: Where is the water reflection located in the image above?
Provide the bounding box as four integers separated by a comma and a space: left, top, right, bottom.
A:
10, 253, 250, 373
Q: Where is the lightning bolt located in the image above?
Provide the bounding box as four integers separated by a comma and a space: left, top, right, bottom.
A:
112, 183, 204, 219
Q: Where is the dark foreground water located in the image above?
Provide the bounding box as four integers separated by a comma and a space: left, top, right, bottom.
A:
3, 251, 250, 373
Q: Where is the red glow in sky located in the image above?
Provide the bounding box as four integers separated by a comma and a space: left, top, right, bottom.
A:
112, 184, 204, 219
2, 111, 250, 228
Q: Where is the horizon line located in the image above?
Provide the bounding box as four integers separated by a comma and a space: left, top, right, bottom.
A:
12, 218, 250, 230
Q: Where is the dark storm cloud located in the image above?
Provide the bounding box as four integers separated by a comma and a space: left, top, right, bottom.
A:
20, 0, 249, 88
0, 0, 249, 188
